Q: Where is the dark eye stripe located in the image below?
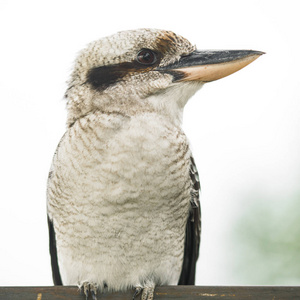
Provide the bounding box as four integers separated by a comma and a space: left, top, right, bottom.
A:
86, 51, 161, 90
86, 63, 132, 90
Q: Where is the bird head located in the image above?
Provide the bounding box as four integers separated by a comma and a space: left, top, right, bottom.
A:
66, 28, 263, 126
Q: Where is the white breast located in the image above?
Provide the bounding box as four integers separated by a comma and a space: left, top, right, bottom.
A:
47, 111, 191, 291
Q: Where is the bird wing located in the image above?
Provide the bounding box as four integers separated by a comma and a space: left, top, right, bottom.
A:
48, 216, 63, 285
178, 156, 201, 285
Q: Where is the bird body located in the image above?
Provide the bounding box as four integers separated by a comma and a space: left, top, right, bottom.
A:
47, 28, 263, 299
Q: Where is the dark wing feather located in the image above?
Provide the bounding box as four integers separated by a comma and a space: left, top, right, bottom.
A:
178, 156, 201, 285
47, 216, 63, 285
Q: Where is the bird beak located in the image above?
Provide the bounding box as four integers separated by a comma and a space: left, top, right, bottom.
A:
158, 50, 264, 82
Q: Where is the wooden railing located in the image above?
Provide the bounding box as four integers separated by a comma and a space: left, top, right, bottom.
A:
0, 286, 299, 299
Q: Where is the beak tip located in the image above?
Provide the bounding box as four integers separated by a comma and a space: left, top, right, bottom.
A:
251, 50, 266, 56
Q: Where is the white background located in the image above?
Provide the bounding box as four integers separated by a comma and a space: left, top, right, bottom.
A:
0, 0, 299, 286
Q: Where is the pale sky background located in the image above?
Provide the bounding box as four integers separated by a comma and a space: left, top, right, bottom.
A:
0, 0, 299, 286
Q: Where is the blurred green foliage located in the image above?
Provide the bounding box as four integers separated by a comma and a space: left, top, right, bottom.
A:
230, 189, 300, 285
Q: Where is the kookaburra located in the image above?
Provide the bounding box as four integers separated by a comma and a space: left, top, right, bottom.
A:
47, 28, 263, 299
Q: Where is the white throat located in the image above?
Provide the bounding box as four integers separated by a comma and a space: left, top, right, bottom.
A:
146, 81, 204, 125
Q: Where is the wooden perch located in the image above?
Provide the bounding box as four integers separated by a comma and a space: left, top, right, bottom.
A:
0, 285, 299, 300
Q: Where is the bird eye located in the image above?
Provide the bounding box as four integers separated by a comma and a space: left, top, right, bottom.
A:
136, 49, 157, 65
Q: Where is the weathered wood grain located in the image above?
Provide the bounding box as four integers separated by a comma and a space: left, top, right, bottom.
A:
0, 286, 299, 300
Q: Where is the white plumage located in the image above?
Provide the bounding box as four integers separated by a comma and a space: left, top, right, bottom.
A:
48, 110, 192, 289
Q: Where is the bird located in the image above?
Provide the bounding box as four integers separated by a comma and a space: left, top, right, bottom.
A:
47, 28, 263, 300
